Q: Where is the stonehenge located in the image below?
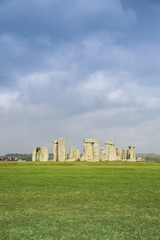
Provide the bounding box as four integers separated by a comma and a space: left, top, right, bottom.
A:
32, 147, 48, 162
32, 138, 136, 162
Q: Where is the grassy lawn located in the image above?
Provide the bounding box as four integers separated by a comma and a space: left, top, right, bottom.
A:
0, 161, 160, 240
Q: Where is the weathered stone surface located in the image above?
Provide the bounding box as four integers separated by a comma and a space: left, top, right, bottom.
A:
116, 147, 122, 160
99, 147, 105, 161
122, 146, 136, 161
39, 147, 48, 162
32, 147, 48, 162
104, 141, 115, 146
84, 142, 93, 161
69, 146, 80, 161
69, 146, 77, 159
58, 138, 66, 161
52, 138, 66, 162
122, 149, 128, 160
127, 145, 136, 161
100, 141, 120, 161
81, 139, 99, 161
32, 147, 38, 162
103, 141, 117, 161
83, 138, 99, 143
93, 142, 99, 161
52, 140, 58, 161
76, 149, 80, 160
108, 145, 117, 161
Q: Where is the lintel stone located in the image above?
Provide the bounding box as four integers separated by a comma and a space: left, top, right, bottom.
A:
104, 141, 115, 146
83, 138, 99, 143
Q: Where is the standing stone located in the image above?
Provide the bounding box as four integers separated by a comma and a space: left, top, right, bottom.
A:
69, 146, 77, 159
58, 138, 66, 162
32, 147, 41, 161
116, 147, 122, 160
52, 138, 66, 162
127, 145, 136, 161
93, 142, 99, 162
32, 147, 48, 162
85, 142, 93, 161
81, 138, 99, 162
69, 146, 80, 161
103, 144, 109, 160
52, 140, 58, 161
32, 147, 37, 162
122, 149, 128, 160
39, 147, 48, 162
76, 149, 80, 161
104, 141, 117, 161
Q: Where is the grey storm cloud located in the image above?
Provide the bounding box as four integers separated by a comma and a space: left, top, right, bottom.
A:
0, 0, 160, 155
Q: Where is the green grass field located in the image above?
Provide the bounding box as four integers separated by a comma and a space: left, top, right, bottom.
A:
0, 161, 160, 240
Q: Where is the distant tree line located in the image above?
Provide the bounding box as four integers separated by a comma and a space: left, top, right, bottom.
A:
144, 155, 160, 162
136, 153, 160, 162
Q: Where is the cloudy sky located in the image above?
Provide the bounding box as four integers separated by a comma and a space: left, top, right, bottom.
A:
0, 0, 160, 155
